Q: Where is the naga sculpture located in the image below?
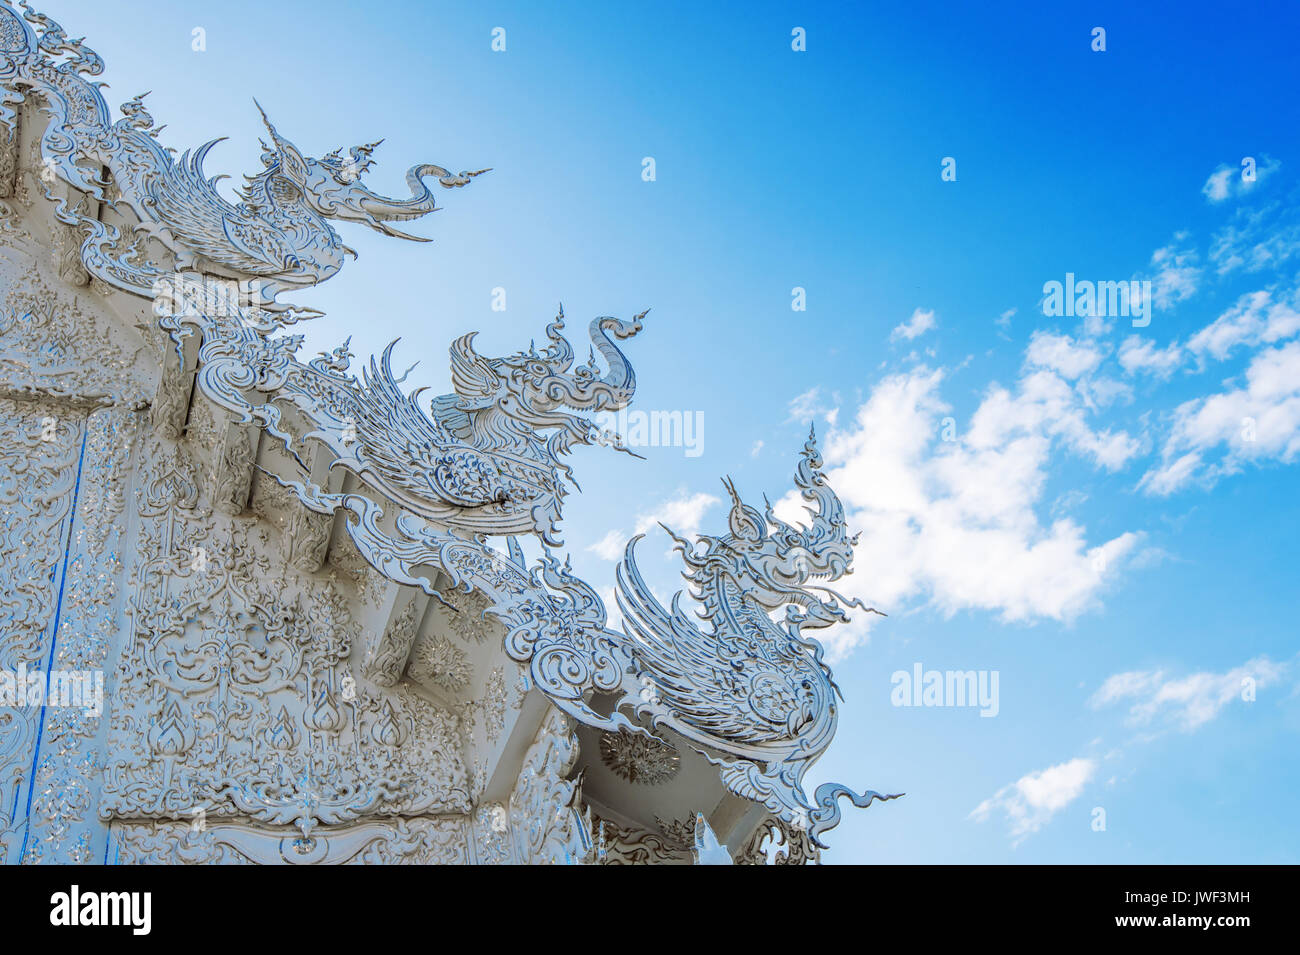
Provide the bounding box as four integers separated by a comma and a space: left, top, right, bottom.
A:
0, 0, 901, 861
613, 429, 902, 849
282, 306, 646, 545
142, 101, 486, 305
0, 0, 483, 313
0, 0, 642, 546
270, 428, 899, 856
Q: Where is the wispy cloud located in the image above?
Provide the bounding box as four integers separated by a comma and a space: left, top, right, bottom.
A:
1118, 335, 1183, 379
1186, 289, 1300, 361
1144, 235, 1201, 310
1210, 200, 1300, 275
1141, 338, 1300, 494
972, 655, 1289, 846
1089, 656, 1289, 731
970, 758, 1097, 845
586, 528, 627, 561
891, 307, 936, 342
1025, 331, 1104, 380
586, 490, 721, 562
786, 386, 839, 426
634, 490, 719, 539
1202, 155, 1280, 203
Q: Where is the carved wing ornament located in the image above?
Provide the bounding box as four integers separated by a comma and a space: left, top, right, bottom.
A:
1, 0, 898, 854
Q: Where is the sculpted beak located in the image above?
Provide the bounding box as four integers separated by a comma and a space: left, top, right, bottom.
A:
314, 163, 486, 240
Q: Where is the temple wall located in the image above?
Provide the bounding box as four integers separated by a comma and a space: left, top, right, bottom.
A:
0, 169, 580, 864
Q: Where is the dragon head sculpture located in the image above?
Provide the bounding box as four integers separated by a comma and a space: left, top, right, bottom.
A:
0, 0, 488, 309
754, 426, 865, 628
671, 427, 870, 635
249, 101, 488, 245
445, 306, 646, 458
284, 307, 647, 545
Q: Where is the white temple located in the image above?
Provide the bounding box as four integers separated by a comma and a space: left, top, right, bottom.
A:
0, 0, 897, 865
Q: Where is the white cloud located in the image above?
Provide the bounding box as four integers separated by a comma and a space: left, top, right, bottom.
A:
586, 492, 722, 561
1119, 335, 1183, 379
1144, 236, 1201, 310
774, 357, 1141, 659
969, 369, 1140, 471
891, 307, 936, 342
750, 439, 764, 457
599, 586, 623, 630
1210, 202, 1300, 275
974, 655, 1288, 846
586, 528, 627, 561
1140, 283, 1300, 494
1090, 657, 1288, 731
1025, 331, 1103, 380
633, 490, 720, 539
1201, 156, 1280, 203
1141, 339, 1300, 494
787, 386, 838, 425
970, 758, 1097, 844
1186, 289, 1300, 361
996, 307, 1016, 329
1076, 375, 1133, 411
1202, 167, 1234, 203
1138, 451, 1201, 496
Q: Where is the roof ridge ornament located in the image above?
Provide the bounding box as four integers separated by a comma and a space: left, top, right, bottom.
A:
0, 0, 482, 318
612, 430, 898, 851
1, 0, 895, 858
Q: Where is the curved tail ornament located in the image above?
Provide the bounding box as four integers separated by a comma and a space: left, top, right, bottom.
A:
808, 784, 905, 848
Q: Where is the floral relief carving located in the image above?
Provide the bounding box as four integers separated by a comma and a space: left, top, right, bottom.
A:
100, 442, 470, 841
445, 587, 492, 644
508, 708, 593, 865
363, 598, 420, 688
24, 406, 142, 863
0, 279, 144, 408
113, 817, 470, 865
592, 815, 690, 866
598, 729, 681, 785
0, 397, 84, 864
408, 635, 471, 693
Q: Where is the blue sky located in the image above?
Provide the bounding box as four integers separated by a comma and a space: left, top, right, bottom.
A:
52, 0, 1300, 862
